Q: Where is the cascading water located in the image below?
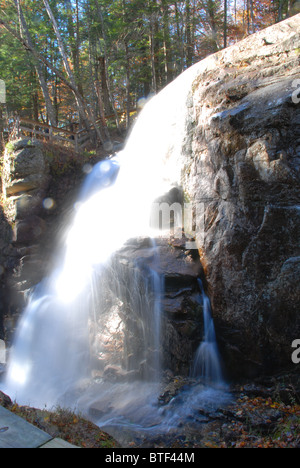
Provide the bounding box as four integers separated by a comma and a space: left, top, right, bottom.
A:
89, 239, 164, 383
1, 58, 231, 443
2, 157, 165, 408
191, 279, 223, 386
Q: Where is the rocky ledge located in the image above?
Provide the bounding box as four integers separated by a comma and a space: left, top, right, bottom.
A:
0, 390, 119, 449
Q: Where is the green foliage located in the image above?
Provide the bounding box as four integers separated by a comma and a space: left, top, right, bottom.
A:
0, 0, 292, 130
4, 141, 15, 155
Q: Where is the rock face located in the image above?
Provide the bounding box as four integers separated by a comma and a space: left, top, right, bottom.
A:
0, 139, 86, 343
89, 237, 204, 379
2, 139, 50, 245
179, 15, 300, 378
0, 140, 50, 341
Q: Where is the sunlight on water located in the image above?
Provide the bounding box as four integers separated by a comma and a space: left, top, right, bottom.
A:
1, 57, 230, 435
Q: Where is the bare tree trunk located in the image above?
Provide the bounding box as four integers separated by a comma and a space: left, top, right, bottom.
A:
224, 0, 228, 48
246, 0, 253, 34
161, 0, 172, 84
234, 0, 237, 24
206, 0, 221, 51
185, 0, 193, 66
148, 0, 159, 93
30, 70, 39, 121
93, 0, 120, 132
42, 0, 106, 145
94, 79, 111, 143
250, 0, 254, 33
149, 24, 157, 93
65, 0, 83, 94
0, 106, 4, 152
14, 0, 57, 126
98, 57, 111, 115
174, 2, 184, 73
124, 38, 131, 130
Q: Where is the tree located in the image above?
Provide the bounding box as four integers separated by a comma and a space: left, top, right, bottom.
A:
224, 0, 228, 47
42, 0, 101, 138
14, 0, 57, 126
0, 0, 296, 141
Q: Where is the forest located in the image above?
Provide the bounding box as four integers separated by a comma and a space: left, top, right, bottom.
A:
0, 0, 300, 143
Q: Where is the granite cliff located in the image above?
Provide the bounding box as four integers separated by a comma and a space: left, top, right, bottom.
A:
179, 14, 300, 377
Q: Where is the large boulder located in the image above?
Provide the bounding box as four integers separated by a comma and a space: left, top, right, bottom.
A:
90, 237, 204, 378
2, 139, 50, 245
0, 139, 51, 341
179, 15, 300, 378
2, 139, 50, 199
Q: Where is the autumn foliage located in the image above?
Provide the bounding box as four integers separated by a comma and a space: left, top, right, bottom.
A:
0, 0, 299, 137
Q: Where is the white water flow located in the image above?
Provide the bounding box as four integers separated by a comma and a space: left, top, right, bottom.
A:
191, 279, 223, 385
2, 59, 230, 437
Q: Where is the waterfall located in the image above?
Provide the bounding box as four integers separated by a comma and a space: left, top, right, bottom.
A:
1, 58, 230, 437
191, 279, 223, 386
4, 287, 91, 407
89, 239, 164, 383
2, 157, 165, 408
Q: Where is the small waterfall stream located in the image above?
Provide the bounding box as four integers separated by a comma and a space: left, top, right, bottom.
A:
191, 280, 223, 386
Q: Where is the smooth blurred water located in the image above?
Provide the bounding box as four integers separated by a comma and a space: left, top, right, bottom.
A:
191, 279, 224, 385
1, 58, 230, 437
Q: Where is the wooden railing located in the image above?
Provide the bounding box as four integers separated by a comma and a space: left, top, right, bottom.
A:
9, 117, 98, 152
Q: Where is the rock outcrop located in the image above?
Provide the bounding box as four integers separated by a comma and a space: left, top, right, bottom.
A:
179, 15, 300, 378
2, 139, 50, 245
89, 236, 204, 379
0, 139, 86, 343
0, 140, 50, 341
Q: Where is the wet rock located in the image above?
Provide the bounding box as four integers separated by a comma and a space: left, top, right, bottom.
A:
88, 236, 204, 378
158, 375, 195, 405
103, 365, 137, 382
13, 216, 47, 245
0, 140, 52, 340
2, 139, 50, 199
117, 237, 204, 376
176, 15, 300, 379
15, 192, 44, 220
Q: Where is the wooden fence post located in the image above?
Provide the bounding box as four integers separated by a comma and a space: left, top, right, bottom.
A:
75, 132, 78, 153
